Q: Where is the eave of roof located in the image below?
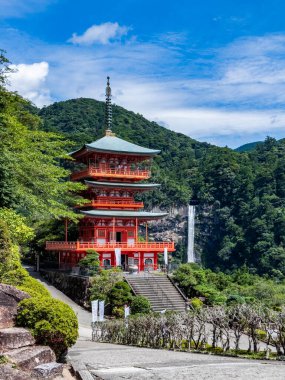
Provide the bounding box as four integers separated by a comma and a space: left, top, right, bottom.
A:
85, 180, 160, 190
81, 210, 168, 220
71, 135, 160, 157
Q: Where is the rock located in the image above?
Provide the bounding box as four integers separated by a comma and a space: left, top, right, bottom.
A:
32, 362, 63, 379
0, 285, 30, 329
0, 327, 35, 353
0, 364, 32, 380
0, 306, 15, 329
0, 284, 30, 304
4, 346, 56, 371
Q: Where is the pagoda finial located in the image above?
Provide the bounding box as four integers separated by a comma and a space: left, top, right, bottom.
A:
105, 76, 112, 132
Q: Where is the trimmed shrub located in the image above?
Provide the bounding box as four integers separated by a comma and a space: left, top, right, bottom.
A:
17, 276, 50, 298
108, 281, 132, 313
131, 296, 151, 315
17, 297, 78, 358
78, 249, 100, 275
2, 265, 50, 298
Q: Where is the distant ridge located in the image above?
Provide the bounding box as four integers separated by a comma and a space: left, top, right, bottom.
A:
235, 141, 262, 152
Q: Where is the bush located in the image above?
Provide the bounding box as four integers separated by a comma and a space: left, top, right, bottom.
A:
78, 250, 100, 275
0, 220, 13, 279
90, 268, 123, 302
17, 297, 78, 358
112, 306, 125, 318
18, 276, 50, 298
255, 329, 267, 341
108, 281, 132, 314
2, 264, 50, 298
190, 297, 203, 310
131, 296, 151, 315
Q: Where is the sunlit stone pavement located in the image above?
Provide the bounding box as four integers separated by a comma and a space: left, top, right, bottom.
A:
69, 341, 285, 380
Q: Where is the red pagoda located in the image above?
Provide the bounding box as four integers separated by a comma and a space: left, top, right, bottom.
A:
46, 77, 175, 271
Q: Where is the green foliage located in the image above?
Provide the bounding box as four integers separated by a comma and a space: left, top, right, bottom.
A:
0, 355, 8, 364
112, 306, 125, 318
173, 263, 285, 309
190, 297, 203, 310
255, 329, 267, 341
17, 297, 78, 358
131, 296, 151, 315
0, 219, 12, 278
108, 281, 133, 313
78, 250, 100, 275
0, 208, 34, 244
90, 268, 123, 302
0, 53, 85, 223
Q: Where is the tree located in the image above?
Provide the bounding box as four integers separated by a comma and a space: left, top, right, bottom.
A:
78, 250, 100, 275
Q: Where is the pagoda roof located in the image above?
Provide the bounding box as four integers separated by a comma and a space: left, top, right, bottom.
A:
81, 210, 167, 220
85, 180, 160, 190
71, 134, 160, 157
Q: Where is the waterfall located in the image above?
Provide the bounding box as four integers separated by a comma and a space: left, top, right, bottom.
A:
187, 205, 195, 263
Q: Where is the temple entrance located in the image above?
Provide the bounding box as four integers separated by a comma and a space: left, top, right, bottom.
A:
121, 254, 127, 270
116, 232, 122, 242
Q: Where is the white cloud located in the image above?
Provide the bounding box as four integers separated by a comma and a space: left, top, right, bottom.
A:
3, 28, 285, 146
8, 62, 52, 107
68, 22, 130, 45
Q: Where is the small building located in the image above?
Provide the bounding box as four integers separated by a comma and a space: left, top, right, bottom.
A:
46, 78, 175, 271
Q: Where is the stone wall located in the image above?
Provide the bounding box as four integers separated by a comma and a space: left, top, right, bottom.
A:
40, 270, 91, 310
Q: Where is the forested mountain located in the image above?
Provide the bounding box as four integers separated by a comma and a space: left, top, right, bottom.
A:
39, 98, 285, 279
235, 141, 262, 152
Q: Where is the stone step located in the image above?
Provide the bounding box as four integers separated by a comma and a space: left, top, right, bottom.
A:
0, 327, 35, 353
0, 306, 15, 329
4, 345, 56, 371
32, 362, 64, 378
125, 275, 186, 312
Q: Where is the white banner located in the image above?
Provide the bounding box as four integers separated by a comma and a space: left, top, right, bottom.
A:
91, 300, 98, 323
124, 305, 130, 319
99, 300, 105, 322
115, 248, 121, 267
164, 247, 168, 266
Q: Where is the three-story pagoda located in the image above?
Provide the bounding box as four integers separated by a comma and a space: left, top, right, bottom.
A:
46, 77, 175, 271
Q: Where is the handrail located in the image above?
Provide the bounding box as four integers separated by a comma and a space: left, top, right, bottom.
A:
71, 166, 151, 180
46, 241, 175, 251
92, 199, 143, 205
167, 274, 189, 303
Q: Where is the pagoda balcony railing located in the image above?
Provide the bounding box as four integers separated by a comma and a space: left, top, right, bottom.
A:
81, 199, 144, 209
71, 166, 150, 181
46, 241, 175, 252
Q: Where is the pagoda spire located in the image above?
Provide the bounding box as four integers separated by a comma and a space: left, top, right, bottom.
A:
105, 76, 112, 132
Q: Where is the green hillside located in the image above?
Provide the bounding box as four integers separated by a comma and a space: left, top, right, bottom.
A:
39, 98, 211, 207
235, 141, 262, 152
39, 98, 285, 279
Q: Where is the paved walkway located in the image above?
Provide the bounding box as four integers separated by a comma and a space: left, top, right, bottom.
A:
27, 267, 285, 379
25, 266, 92, 340
69, 340, 285, 380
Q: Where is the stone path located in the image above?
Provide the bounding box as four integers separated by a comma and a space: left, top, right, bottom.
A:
27, 267, 285, 379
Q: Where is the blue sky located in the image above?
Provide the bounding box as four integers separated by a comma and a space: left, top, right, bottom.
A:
1, 0, 285, 147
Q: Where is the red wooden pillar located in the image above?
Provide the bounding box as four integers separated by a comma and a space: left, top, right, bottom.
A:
113, 217, 115, 244
135, 218, 138, 242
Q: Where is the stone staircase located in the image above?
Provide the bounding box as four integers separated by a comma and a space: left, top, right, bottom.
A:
0, 284, 63, 379
125, 274, 187, 312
